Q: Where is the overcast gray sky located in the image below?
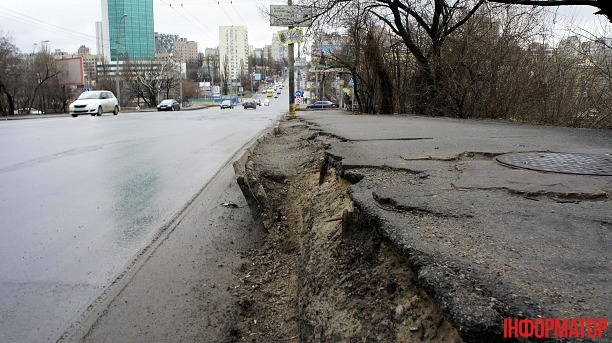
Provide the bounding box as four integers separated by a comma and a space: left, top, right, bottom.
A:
0, 0, 609, 55
0, 0, 280, 54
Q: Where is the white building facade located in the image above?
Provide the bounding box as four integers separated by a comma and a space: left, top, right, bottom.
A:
218, 26, 249, 81
95, 21, 105, 57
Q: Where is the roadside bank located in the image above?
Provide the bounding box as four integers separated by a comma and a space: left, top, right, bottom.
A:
231, 117, 463, 342
231, 112, 611, 342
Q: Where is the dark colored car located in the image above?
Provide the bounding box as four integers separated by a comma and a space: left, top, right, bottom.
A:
157, 99, 180, 111
306, 101, 337, 109
220, 100, 234, 109
243, 99, 257, 109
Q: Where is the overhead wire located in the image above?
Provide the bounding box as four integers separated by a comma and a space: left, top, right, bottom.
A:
0, 5, 97, 47
214, 0, 237, 26
169, 0, 216, 35
157, 0, 217, 37
156, 0, 256, 41
229, 1, 248, 28
1, 1, 271, 53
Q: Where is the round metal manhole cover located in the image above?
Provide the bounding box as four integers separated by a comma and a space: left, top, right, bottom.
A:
495, 152, 612, 176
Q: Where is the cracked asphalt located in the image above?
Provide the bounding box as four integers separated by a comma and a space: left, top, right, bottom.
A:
301, 111, 611, 342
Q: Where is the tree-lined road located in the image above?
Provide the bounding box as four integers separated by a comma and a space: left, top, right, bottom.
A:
0, 102, 283, 342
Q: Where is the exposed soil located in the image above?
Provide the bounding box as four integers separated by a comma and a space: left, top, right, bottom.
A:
226, 117, 462, 342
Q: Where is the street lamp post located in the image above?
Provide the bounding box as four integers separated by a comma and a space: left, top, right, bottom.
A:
32, 40, 49, 55
170, 54, 183, 106
115, 14, 128, 106
30, 40, 49, 115
287, 0, 296, 117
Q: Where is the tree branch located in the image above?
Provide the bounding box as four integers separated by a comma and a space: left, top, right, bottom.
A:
487, 0, 611, 22
487, 0, 598, 5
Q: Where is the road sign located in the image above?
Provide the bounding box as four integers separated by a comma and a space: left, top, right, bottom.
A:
295, 97, 301, 104
270, 5, 313, 27
295, 90, 302, 97
278, 29, 304, 44
348, 76, 354, 87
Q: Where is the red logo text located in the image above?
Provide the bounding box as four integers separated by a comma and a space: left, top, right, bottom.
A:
503, 317, 608, 339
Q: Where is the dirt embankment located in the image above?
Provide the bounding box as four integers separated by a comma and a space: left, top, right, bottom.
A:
228, 118, 462, 342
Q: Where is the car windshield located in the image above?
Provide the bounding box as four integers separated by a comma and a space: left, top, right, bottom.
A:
78, 92, 103, 100
160, 100, 173, 105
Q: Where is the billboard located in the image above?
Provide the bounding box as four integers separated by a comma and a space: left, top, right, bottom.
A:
312, 45, 343, 54
270, 5, 313, 27
199, 82, 211, 92
56, 56, 84, 86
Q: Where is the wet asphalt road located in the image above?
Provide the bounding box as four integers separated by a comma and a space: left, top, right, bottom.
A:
0, 103, 282, 342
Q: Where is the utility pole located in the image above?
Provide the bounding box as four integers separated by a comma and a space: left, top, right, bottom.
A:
287, 0, 296, 118
179, 59, 183, 107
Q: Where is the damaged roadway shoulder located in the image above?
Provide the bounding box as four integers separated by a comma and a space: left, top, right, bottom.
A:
232, 113, 611, 342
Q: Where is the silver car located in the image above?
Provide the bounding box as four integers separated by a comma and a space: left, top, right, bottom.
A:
69, 90, 120, 117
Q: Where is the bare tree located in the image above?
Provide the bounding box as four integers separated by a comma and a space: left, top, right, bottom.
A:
306, 0, 488, 115
136, 59, 178, 106
441, 5, 547, 118
0, 33, 24, 116
29, 49, 62, 112
221, 55, 230, 95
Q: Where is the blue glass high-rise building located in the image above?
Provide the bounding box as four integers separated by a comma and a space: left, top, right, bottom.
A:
102, 0, 155, 61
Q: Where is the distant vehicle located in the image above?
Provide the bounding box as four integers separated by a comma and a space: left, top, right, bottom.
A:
266, 89, 273, 97
261, 89, 267, 94
220, 100, 234, 109
157, 99, 180, 111
15, 108, 43, 115
263, 99, 270, 106
276, 89, 281, 95
69, 90, 119, 117
243, 99, 257, 109
307, 101, 337, 109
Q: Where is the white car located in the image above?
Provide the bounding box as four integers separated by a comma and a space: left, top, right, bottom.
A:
263, 99, 270, 106
69, 90, 120, 117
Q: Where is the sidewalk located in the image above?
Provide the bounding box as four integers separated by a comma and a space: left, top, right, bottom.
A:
299, 111, 611, 341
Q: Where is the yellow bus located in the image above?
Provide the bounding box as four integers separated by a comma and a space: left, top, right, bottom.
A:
266, 89, 273, 97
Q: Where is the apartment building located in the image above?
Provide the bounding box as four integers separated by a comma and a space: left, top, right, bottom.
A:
218, 26, 249, 81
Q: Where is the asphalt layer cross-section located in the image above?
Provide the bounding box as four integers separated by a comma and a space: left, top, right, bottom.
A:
301, 111, 611, 342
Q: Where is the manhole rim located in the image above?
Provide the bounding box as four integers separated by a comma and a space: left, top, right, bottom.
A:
495, 152, 612, 176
